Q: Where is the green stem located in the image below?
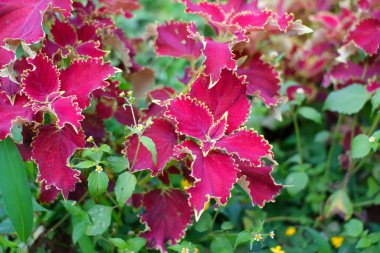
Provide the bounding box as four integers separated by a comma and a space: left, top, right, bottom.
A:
324, 114, 343, 183
292, 109, 303, 165
368, 112, 380, 136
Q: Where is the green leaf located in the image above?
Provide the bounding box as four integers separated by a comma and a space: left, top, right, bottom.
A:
298, 106, 322, 124
139, 136, 157, 166
303, 227, 332, 253
344, 219, 363, 237
115, 172, 136, 207
0, 138, 33, 242
127, 237, 147, 252
88, 171, 109, 197
82, 149, 103, 162
234, 231, 251, 248
109, 238, 128, 249
194, 212, 212, 232
74, 160, 96, 169
86, 205, 113, 236
356, 237, 372, 249
221, 221, 234, 230
351, 134, 371, 159
99, 144, 112, 153
211, 237, 233, 253
323, 84, 370, 114
285, 171, 309, 195
371, 89, 380, 112
106, 156, 129, 173
324, 189, 353, 220
78, 235, 96, 253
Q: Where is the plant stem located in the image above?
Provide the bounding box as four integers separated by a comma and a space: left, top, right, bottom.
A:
324, 114, 343, 183
368, 112, 380, 136
292, 109, 303, 165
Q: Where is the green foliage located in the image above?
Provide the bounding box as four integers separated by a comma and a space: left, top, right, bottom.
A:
323, 84, 371, 114
115, 172, 136, 207
0, 138, 33, 242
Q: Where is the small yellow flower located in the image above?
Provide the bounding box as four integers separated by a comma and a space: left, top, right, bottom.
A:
181, 179, 191, 189
369, 136, 375, 143
181, 248, 190, 253
269, 230, 275, 239
86, 136, 94, 142
285, 226, 296, 236
254, 233, 262, 241
95, 165, 103, 173
119, 91, 126, 97
331, 236, 344, 249
137, 124, 144, 131
193, 248, 199, 253
270, 245, 285, 253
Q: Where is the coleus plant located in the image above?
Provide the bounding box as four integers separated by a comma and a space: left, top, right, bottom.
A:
0, 0, 313, 252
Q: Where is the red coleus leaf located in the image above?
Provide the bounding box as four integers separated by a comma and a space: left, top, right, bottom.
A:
0, 47, 14, 68
220, 0, 258, 13
0, 0, 50, 44
32, 125, 85, 198
50, 19, 77, 47
60, 58, 117, 109
125, 119, 177, 175
39, 182, 60, 204
275, 12, 294, 32
22, 54, 60, 103
166, 95, 214, 141
0, 77, 20, 97
237, 54, 281, 106
0, 1, 72, 45
175, 140, 238, 220
155, 21, 202, 60
183, 0, 225, 24
215, 129, 273, 167
286, 85, 313, 101
347, 18, 380, 55
50, 96, 84, 132
236, 159, 282, 207
230, 10, 272, 31
190, 69, 249, 133
202, 40, 236, 87
76, 41, 106, 58
0, 93, 34, 140
140, 189, 193, 253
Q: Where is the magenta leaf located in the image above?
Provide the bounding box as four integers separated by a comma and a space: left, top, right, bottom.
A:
50, 96, 84, 132
231, 10, 272, 31
0, 0, 50, 44
0, 93, 34, 140
237, 54, 281, 106
22, 54, 60, 103
125, 119, 177, 175
76, 41, 106, 58
0, 77, 20, 97
347, 18, 380, 55
215, 129, 272, 167
32, 125, 85, 198
183, 0, 225, 24
202, 40, 236, 87
175, 140, 238, 220
50, 19, 77, 47
39, 182, 60, 204
190, 69, 249, 133
236, 159, 282, 207
60, 58, 117, 109
155, 21, 202, 60
166, 95, 214, 141
140, 189, 193, 253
